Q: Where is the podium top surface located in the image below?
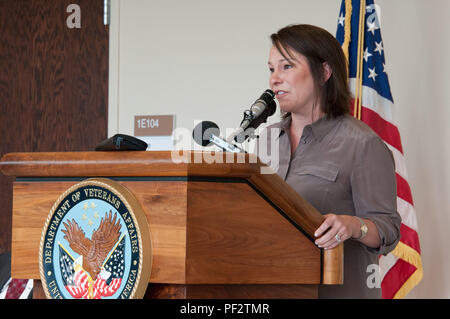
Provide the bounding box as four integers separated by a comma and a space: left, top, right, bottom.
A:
0, 151, 265, 177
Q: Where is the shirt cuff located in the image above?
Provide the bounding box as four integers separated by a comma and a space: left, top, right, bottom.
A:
362, 215, 401, 256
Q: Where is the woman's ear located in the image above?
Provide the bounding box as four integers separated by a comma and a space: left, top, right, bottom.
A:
322, 62, 332, 84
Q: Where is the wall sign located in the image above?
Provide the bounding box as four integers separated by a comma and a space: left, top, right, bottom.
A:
134, 115, 174, 150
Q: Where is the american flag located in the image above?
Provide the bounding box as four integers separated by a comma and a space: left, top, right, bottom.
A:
60, 244, 76, 286
0, 253, 33, 299
59, 236, 124, 299
59, 243, 90, 298
98, 234, 125, 297
336, 0, 423, 298
0, 278, 33, 299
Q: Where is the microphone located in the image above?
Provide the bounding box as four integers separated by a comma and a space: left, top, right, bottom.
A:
231, 89, 276, 143
191, 89, 276, 152
192, 121, 220, 147
192, 121, 244, 153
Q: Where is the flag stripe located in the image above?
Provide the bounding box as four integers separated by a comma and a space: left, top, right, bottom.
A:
385, 142, 409, 181
0, 278, 33, 299
381, 258, 417, 299
399, 224, 421, 253
396, 173, 414, 206
4, 279, 28, 299
349, 78, 394, 123
19, 280, 33, 299
397, 197, 418, 230
350, 102, 404, 154
389, 241, 424, 299
379, 253, 398, 279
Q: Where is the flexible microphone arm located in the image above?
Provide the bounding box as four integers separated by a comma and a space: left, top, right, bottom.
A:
210, 134, 245, 153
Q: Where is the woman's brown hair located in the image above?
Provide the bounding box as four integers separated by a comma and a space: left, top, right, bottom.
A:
271, 24, 351, 118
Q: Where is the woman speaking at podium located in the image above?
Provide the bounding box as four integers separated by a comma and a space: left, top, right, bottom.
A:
261, 24, 401, 298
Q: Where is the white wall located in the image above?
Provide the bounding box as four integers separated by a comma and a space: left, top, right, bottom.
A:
108, 0, 340, 141
109, 0, 450, 298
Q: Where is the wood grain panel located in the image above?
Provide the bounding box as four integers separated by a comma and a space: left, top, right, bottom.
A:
186, 181, 321, 284
11, 180, 187, 283
323, 243, 344, 285
144, 283, 186, 299
0, 0, 108, 253
185, 284, 318, 299
11, 183, 71, 279
12, 178, 324, 287
123, 181, 187, 284
248, 173, 344, 285
32, 280, 47, 299
144, 283, 317, 299
248, 173, 324, 239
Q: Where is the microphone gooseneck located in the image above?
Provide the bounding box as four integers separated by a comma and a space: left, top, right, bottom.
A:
191, 89, 277, 152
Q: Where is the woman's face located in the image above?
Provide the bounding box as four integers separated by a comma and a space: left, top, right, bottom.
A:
268, 45, 317, 115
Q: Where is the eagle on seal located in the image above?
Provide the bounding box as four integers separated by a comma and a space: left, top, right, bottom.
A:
61, 210, 122, 281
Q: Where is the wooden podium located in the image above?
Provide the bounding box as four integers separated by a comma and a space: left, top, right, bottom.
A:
0, 151, 343, 299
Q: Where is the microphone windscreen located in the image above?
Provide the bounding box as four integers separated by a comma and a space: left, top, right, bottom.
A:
192, 121, 220, 147
261, 89, 275, 103
267, 100, 277, 116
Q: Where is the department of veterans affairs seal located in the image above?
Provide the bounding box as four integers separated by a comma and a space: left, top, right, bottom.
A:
39, 178, 152, 299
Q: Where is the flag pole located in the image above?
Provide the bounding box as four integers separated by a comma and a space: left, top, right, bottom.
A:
354, 0, 366, 120
341, 0, 352, 62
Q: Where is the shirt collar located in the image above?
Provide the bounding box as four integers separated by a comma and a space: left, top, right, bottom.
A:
271, 115, 291, 140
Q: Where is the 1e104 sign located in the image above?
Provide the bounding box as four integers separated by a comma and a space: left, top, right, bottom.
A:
134, 115, 174, 137
137, 118, 160, 129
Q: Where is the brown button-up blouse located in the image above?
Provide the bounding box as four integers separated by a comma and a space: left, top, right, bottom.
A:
257, 114, 401, 298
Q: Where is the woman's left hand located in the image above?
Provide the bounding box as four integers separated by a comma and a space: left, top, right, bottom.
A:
314, 214, 358, 250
